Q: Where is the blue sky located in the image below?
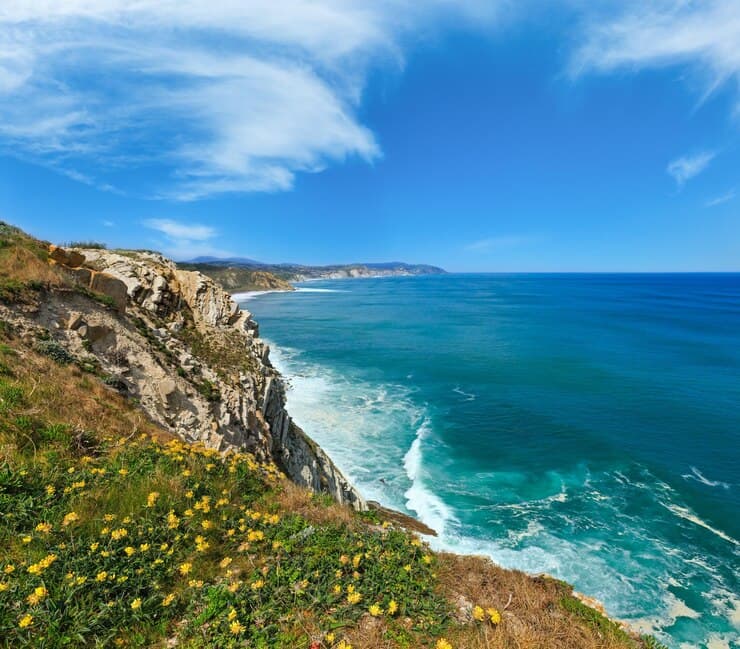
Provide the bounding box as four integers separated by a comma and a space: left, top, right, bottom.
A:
0, 1, 738, 271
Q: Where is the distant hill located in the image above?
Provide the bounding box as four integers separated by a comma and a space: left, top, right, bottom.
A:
184, 258, 446, 288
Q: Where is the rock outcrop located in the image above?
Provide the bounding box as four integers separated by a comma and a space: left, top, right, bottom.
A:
2, 244, 365, 510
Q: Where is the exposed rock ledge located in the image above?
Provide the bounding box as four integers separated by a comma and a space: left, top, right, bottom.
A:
6, 244, 365, 510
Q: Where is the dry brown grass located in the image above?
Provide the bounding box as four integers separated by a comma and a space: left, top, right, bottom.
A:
273, 480, 356, 528
0, 244, 65, 286
436, 553, 640, 649
0, 338, 167, 446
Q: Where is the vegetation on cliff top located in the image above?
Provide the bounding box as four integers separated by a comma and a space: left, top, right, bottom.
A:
178, 264, 295, 294
0, 222, 666, 649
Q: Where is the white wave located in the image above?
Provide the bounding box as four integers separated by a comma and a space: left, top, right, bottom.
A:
295, 287, 346, 293
682, 466, 731, 490
661, 502, 739, 547
452, 385, 476, 401
402, 419, 454, 536
232, 289, 283, 301
265, 338, 429, 507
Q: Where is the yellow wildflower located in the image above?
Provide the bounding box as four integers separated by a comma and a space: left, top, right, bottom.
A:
179, 562, 192, 575
473, 605, 485, 621
131, 598, 142, 610
368, 603, 383, 617
118, 468, 128, 476
219, 557, 232, 568
3, 565, 15, 574
162, 593, 176, 607
139, 543, 150, 552
388, 599, 398, 615
22, 535, 32, 544
19, 614, 33, 629
487, 607, 501, 625
26, 585, 48, 605
229, 620, 245, 635
347, 591, 362, 605
332, 584, 342, 595
35, 522, 52, 534
45, 485, 55, 496
436, 640, 453, 649
96, 571, 108, 582
110, 528, 128, 540
146, 491, 160, 507
251, 579, 264, 590
124, 546, 136, 557
326, 632, 335, 643
0, 582, 8, 592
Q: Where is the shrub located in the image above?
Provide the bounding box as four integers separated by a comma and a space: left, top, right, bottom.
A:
33, 340, 74, 366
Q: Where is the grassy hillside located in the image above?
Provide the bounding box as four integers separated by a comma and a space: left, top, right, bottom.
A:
0, 223, 666, 649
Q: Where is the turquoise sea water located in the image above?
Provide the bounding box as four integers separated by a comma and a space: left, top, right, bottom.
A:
238, 274, 740, 648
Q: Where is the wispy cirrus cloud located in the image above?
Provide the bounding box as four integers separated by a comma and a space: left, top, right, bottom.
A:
143, 218, 233, 259
570, 0, 740, 112
0, 0, 506, 200
705, 188, 736, 207
666, 151, 715, 186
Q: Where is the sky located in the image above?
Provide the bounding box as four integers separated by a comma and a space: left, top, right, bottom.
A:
0, 0, 739, 272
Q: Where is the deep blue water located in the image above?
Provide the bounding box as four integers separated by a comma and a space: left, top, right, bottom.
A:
238, 274, 740, 648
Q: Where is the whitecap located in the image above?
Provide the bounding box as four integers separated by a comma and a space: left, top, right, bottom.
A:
295, 287, 346, 293
661, 502, 739, 547
452, 385, 476, 401
402, 419, 454, 535
232, 289, 282, 301
682, 466, 731, 490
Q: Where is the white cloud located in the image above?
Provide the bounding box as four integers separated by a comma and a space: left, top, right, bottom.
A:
143, 218, 234, 259
705, 188, 735, 207
0, 0, 503, 200
666, 151, 715, 186
144, 219, 216, 242
571, 1, 740, 110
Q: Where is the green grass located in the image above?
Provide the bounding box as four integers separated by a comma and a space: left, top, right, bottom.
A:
0, 383, 451, 648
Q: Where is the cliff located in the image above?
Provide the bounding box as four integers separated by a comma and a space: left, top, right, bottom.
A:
0, 226, 363, 510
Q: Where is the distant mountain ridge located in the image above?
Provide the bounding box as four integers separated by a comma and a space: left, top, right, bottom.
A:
181, 258, 446, 291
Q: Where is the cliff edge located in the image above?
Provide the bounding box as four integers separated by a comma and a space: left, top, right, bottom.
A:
0, 227, 363, 510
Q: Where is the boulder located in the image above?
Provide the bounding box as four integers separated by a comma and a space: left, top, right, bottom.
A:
48, 245, 69, 265
159, 378, 177, 401
65, 250, 86, 268
67, 312, 84, 330
48, 245, 85, 268
67, 267, 93, 287
90, 272, 128, 312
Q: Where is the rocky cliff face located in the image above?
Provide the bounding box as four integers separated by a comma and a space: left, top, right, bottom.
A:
2, 243, 365, 510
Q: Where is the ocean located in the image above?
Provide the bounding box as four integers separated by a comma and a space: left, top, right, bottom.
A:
237, 273, 740, 648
